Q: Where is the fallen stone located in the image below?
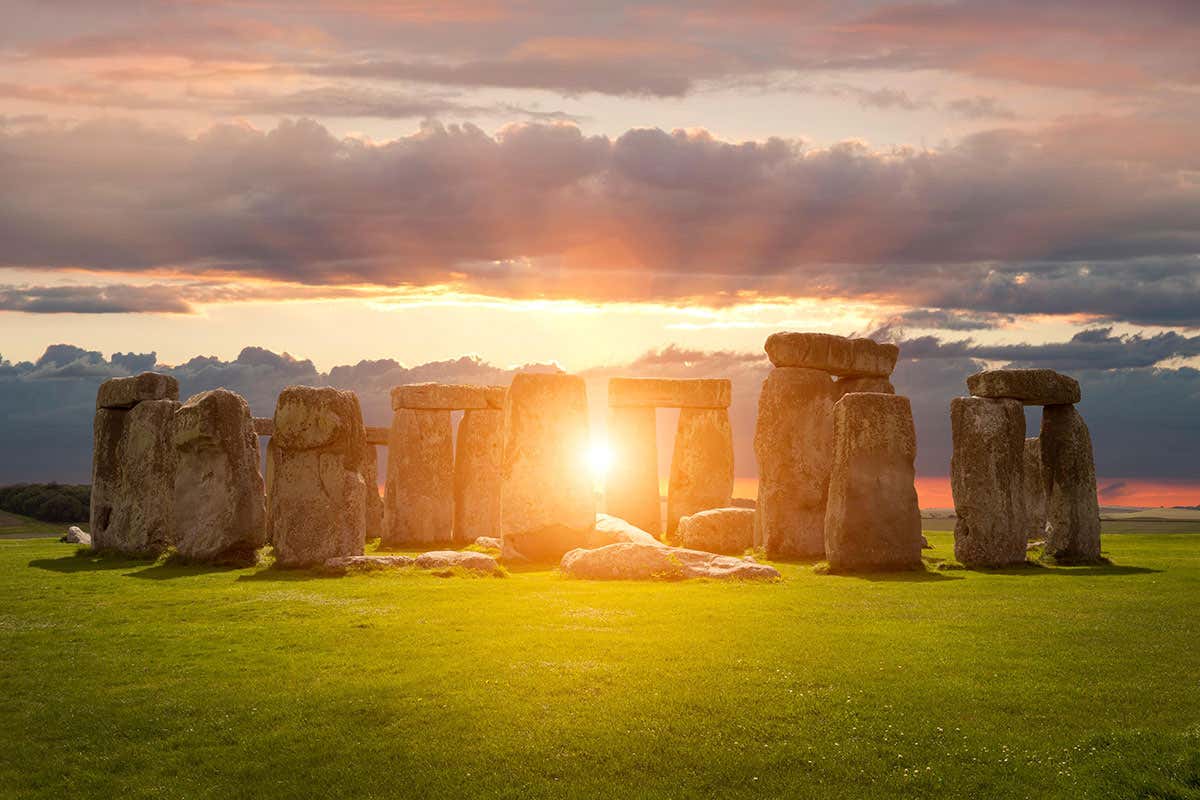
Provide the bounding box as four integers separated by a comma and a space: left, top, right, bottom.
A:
383, 408, 454, 546
835, 376, 894, 396
677, 507, 755, 554
474, 536, 502, 550
608, 377, 731, 409
667, 407, 734, 539
62, 526, 91, 546
500, 373, 594, 561
1023, 437, 1047, 539
172, 389, 265, 564
96, 372, 179, 410
390, 383, 494, 410
267, 386, 367, 568
453, 407, 504, 544
560, 542, 780, 581
753, 367, 835, 558
604, 405, 661, 536
414, 550, 501, 574
950, 397, 1028, 567
322, 554, 415, 574
966, 369, 1081, 406
921, 534, 932, 550
91, 398, 179, 555
1040, 405, 1102, 562
587, 513, 666, 548
824, 393, 924, 571
765, 333, 899, 377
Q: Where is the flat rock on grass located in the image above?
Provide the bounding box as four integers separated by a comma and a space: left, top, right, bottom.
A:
560, 542, 780, 581
414, 550, 501, 575
322, 555, 415, 574
676, 507, 755, 554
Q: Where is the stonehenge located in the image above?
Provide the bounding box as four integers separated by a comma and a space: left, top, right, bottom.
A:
500, 372, 595, 560
754, 333, 902, 560
91, 373, 180, 555
172, 389, 265, 564
605, 377, 734, 539
824, 393, 923, 572
266, 386, 368, 567
83, 333, 1109, 579
950, 368, 1102, 566
384, 383, 505, 546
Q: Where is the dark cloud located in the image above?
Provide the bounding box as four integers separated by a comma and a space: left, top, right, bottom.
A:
0, 284, 193, 314
1, 118, 1198, 326
887, 328, 1200, 370
945, 96, 1018, 120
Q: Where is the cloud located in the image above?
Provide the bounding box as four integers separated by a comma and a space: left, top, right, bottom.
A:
1, 117, 1199, 327
887, 328, 1200, 370
945, 96, 1018, 120
0, 284, 194, 313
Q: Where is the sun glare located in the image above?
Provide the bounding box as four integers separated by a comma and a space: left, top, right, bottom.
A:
586, 439, 614, 479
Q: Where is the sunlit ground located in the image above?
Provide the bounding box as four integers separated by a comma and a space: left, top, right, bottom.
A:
2, 532, 1197, 798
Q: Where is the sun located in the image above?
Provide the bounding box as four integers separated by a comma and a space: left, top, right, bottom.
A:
586, 438, 614, 479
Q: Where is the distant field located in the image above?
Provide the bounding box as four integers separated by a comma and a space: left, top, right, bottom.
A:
920, 516, 1200, 535
1, 531, 1198, 799
0, 511, 80, 539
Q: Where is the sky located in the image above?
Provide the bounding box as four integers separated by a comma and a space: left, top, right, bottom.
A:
1, 0, 1198, 506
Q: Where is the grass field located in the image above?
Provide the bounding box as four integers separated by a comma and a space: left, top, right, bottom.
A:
1, 531, 1198, 799
0, 510, 77, 540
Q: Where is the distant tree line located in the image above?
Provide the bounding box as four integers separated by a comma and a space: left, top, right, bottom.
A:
0, 483, 90, 523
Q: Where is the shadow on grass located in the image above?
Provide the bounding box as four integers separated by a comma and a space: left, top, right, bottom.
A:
29, 551, 153, 573
935, 559, 1161, 577
824, 567, 964, 582
126, 561, 246, 580
234, 567, 334, 583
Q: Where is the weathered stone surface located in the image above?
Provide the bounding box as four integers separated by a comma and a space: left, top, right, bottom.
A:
322, 554, 414, 574
950, 397, 1028, 567
390, 383, 494, 410
91, 399, 179, 555
364, 426, 388, 446
586, 513, 666, 548
384, 408, 453, 545
677, 507, 755, 554
267, 386, 367, 567
967, 369, 1081, 406
96, 372, 178, 410
500, 373, 594, 561
253, 417, 274, 436
608, 378, 731, 409
474, 536, 502, 550
62, 526, 91, 546
667, 408, 734, 539
362, 445, 383, 541
1023, 437, 1047, 539
753, 367, 835, 558
1040, 405, 1102, 562
765, 333, 899, 377
414, 550, 501, 574
453, 408, 504, 544
560, 542, 780, 581
835, 376, 894, 396
272, 385, 366, 452
172, 389, 265, 563
604, 406, 661, 535
824, 393, 924, 572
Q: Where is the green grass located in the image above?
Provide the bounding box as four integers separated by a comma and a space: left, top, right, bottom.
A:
1, 532, 1198, 799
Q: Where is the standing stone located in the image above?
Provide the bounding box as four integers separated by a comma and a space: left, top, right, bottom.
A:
753, 367, 835, 558
172, 389, 265, 564
266, 386, 367, 567
1040, 405, 1102, 562
1023, 437, 1047, 539
383, 408, 454, 545
500, 372, 594, 561
91, 398, 179, 555
836, 376, 894, 396
950, 397, 1027, 567
824, 393, 923, 571
666, 408, 734, 539
605, 406, 661, 537
453, 408, 504, 544
362, 445, 383, 541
